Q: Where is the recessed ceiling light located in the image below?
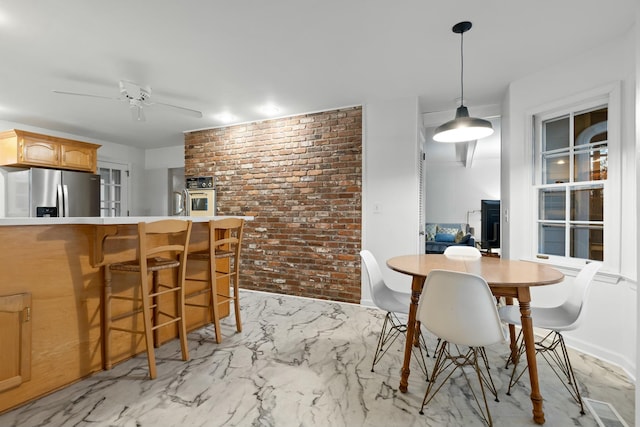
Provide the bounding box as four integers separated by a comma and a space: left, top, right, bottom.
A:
214, 112, 236, 123
0, 9, 9, 27
260, 104, 280, 115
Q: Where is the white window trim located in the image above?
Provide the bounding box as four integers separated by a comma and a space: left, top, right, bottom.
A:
526, 82, 621, 276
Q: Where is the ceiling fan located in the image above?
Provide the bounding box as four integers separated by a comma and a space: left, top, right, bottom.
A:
52, 80, 203, 121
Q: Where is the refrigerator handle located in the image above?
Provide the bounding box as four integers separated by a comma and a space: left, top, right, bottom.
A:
56, 184, 64, 217
184, 189, 191, 216
62, 184, 70, 217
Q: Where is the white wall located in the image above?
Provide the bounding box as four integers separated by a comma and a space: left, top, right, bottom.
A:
140, 145, 186, 216
503, 28, 637, 377
144, 145, 184, 170
424, 157, 500, 240
635, 4, 640, 425
361, 97, 421, 302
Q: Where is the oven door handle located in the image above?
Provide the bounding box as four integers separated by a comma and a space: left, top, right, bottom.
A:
184, 189, 192, 216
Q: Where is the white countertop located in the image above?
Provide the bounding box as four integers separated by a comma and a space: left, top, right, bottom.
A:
0, 215, 253, 226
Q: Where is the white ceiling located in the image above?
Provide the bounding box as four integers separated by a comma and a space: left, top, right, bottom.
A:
0, 1, 635, 149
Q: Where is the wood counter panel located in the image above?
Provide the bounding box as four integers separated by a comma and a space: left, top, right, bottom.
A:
0, 224, 101, 413
0, 221, 228, 414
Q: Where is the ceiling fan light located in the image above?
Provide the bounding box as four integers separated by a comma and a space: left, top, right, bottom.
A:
215, 112, 236, 123
260, 104, 280, 115
130, 104, 145, 122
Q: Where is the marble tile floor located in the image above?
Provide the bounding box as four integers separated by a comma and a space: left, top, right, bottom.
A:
0, 290, 634, 427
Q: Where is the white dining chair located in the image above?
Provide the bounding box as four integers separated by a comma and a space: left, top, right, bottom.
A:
443, 245, 482, 259
498, 261, 602, 415
417, 269, 505, 426
359, 250, 429, 376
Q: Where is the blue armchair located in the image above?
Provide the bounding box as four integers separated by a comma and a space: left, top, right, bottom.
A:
425, 223, 475, 254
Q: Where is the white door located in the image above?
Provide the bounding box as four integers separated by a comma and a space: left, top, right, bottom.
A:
98, 161, 129, 217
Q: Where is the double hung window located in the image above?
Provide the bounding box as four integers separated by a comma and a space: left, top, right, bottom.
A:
534, 98, 611, 263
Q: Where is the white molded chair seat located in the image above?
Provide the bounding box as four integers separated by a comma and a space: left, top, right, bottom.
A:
500, 305, 577, 331
443, 245, 482, 259
417, 269, 506, 426
360, 250, 429, 376
498, 261, 602, 415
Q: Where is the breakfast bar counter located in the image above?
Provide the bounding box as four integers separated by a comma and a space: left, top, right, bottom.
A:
0, 216, 250, 414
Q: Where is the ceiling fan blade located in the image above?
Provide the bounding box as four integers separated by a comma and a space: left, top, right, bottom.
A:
52, 90, 121, 101
148, 101, 203, 118
54, 81, 201, 121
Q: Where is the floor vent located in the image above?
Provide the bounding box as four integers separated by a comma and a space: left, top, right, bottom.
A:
583, 398, 629, 427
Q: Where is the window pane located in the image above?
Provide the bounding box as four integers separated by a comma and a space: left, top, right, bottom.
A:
543, 154, 570, 184
539, 223, 565, 256
571, 186, 603, 221
543, 116, 569, 152
570, 225, 603, 261
539, 189, 565, 220
574, 145, 607, 181
102, 184, 111, 202
99, 168, 111, 185
112, 170, 121, 185
574, 107, 607, 146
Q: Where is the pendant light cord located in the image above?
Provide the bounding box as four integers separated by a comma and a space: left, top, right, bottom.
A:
460, 30, 464, 107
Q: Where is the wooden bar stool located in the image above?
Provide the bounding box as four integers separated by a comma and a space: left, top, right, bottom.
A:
103, 219, 192, 379
186, 218, 244, 343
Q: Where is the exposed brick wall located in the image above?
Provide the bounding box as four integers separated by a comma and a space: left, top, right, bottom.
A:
184, 106, 362, 303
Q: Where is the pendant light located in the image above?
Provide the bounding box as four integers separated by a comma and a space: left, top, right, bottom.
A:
433, 21, 494, 143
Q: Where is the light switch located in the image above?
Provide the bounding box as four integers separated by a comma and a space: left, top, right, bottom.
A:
373, 202, 382, 214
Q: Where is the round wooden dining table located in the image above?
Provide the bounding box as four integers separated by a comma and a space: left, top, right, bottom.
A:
387, 254, 564, 425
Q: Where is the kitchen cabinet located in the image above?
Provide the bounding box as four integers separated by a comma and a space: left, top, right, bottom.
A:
0, 293, 31, 393
0, 129, 101, 173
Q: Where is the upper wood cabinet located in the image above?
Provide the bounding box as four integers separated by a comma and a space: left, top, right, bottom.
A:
0, 129, 101, 173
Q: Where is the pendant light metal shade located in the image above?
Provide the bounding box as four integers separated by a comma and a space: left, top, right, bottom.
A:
433, 21, 493, 143
433, 105, 494, 143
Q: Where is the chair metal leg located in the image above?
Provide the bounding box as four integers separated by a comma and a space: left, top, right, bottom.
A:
506, 329, 585, 414
538, 332, 585, 414
370, 312, 429, 378
371, 312, 403, 372
413, 325, 430, 378
420, 342, 497, 427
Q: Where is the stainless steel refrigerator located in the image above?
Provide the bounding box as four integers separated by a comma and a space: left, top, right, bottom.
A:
4, 167, 100, 217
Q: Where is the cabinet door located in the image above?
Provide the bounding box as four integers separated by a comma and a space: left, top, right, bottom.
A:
20, 138, 59, 167
60, 143, 95, 171
0, 293, 32, 392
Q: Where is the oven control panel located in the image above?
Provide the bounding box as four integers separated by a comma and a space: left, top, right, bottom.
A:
186, 176, 214, 189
